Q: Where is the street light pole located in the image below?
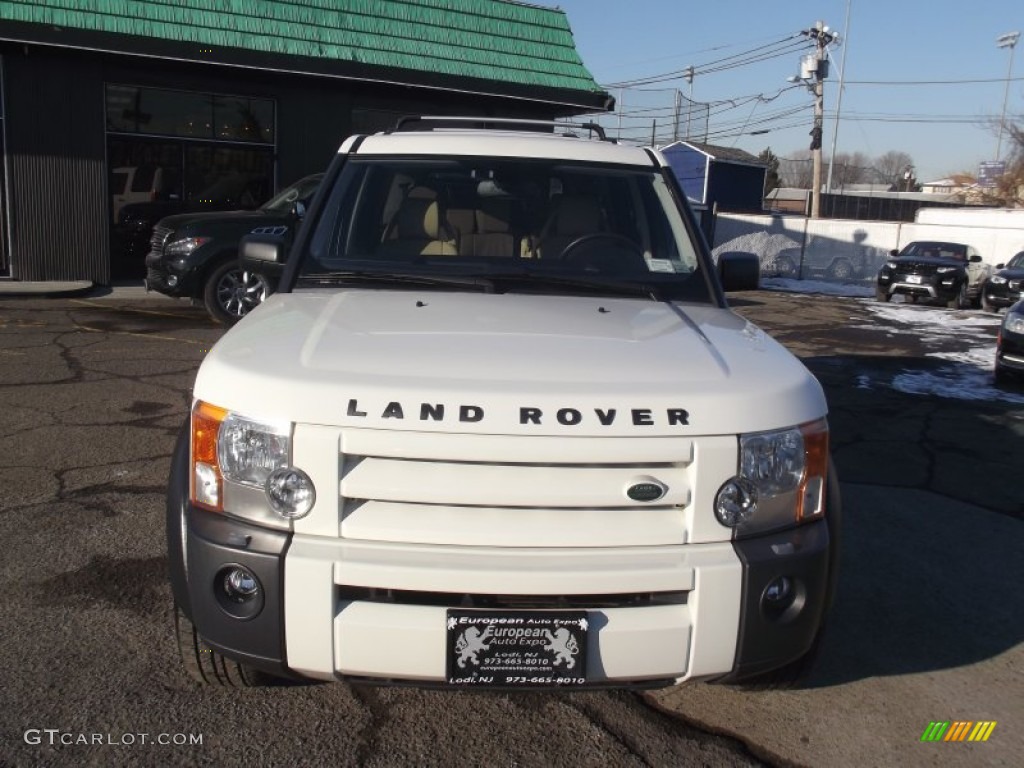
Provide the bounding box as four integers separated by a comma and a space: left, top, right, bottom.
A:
996, 31, 1020, 163
826, 0, 851, 193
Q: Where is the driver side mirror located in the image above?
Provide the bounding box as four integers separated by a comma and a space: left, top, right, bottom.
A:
240, 233, 288, 278
717, 251, 760, 292
969, 254, 982, 263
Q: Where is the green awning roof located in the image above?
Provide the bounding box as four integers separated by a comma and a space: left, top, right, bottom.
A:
0, 0, 607, 98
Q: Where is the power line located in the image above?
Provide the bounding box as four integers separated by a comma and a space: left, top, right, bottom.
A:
843, 76, 1024, 86
605, 34, 807, 88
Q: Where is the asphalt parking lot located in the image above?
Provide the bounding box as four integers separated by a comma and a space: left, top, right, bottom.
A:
0, 287, 1021, 767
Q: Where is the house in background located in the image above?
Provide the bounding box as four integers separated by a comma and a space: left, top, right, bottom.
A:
920, 175, 976, 198
660, 142, 767, 213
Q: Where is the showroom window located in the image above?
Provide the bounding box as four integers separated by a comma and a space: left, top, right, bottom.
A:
105, 84, 274, 144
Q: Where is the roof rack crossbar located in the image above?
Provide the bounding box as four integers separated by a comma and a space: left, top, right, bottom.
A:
390, 116, 610, 142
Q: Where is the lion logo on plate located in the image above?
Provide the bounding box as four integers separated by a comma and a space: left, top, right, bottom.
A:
626, 480, 667, 502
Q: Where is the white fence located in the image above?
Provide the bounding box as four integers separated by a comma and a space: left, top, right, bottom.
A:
712, 212, 1024, 285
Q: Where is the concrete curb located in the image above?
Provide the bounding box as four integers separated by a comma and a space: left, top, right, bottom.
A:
0, 280, 96, 298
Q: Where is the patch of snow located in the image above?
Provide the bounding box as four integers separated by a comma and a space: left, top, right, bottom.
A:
757, 276, 1024, 404
762, 278, 875, 297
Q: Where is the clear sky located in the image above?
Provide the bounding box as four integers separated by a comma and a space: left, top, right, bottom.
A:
545, 0, 1023, 183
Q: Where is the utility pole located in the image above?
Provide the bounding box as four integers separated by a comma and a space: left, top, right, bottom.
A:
803, 21, 834, 218
684, 66, 694, 140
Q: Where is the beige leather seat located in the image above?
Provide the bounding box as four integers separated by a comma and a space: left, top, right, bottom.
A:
378, 190, 457, 258
533, 195, 603, 259
464, 199, 516, 258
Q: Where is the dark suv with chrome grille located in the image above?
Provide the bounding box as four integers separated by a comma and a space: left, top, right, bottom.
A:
144, 175, 321, 325
875, 240, 991, 309
981, 251, 1024, 313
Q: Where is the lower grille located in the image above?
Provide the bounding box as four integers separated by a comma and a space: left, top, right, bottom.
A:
337, 585, 688, 609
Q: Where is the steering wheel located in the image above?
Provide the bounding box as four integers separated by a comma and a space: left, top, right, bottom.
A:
556, 233, 645, 272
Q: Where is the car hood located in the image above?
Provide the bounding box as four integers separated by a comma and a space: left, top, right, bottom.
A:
157, 209, 287, 231
892, 256, 966, 269
994, 267, 1024, 280
193, 290, 827, 436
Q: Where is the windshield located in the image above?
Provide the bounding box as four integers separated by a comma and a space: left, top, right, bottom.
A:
261, 175, 323, 214
297, 156, 707, 301
899, 242, 967, 261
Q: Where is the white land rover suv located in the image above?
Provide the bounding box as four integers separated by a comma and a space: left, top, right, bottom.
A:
167, 117, 840, 690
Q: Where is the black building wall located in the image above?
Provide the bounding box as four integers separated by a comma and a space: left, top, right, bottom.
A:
1, 44, 561, 283
5, 49, 108, 282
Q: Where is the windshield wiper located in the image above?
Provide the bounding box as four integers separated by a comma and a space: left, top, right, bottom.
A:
297, 270, 495, 292
493, 272, 664, 301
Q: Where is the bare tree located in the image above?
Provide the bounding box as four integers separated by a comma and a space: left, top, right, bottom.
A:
828, 151, 872, 190
873, 151, 915, 189
779, 150, 813, 188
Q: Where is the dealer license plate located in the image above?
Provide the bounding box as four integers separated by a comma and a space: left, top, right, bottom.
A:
446, 610, 588, 686
906, 275, 922, 284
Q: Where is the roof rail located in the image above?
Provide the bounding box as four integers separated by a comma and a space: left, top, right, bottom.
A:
390, 116, 612, 142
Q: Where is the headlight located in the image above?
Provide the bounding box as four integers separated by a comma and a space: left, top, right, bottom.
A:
715, 419, 829, 537
217, 412, 291, 487
884, 261, 899, 270
936, 266, 957, 274
190, 401, 314, 521
165, 236, 211, 258
990, 275, 1007, 285
1005, 312, 1024, 335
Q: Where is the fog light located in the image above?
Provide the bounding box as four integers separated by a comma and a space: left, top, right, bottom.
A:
214, 564, 265, 619
166, 274, 179, 287
266, 466, 315, 519
222, 566, 259, 603
714, 477, 758, 527
764, 576, 792, 603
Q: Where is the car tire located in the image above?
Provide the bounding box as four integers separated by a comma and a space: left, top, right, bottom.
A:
826, 258, 853, 281
774, 253, 797, 278
947, 282, 968, 310
203, 260, 272, 326
174, 603, 281, 687
875, 287, 890, 302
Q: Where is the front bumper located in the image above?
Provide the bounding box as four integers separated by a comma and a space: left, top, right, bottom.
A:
144, 253, 202, 297
877, 273, 960, 300
997, 330, 1024, 374
984, 280, 1023, 309
181, 505, 830, 687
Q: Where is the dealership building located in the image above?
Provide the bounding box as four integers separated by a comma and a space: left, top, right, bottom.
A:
0, 0, 610, 283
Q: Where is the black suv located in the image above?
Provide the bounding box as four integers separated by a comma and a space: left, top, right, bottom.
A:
981, 251, 1024, 313
144, 175, 321, 324
875, 240, 991, 309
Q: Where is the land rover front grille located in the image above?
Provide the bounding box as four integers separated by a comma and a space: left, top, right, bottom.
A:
336, 427, 703, 548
